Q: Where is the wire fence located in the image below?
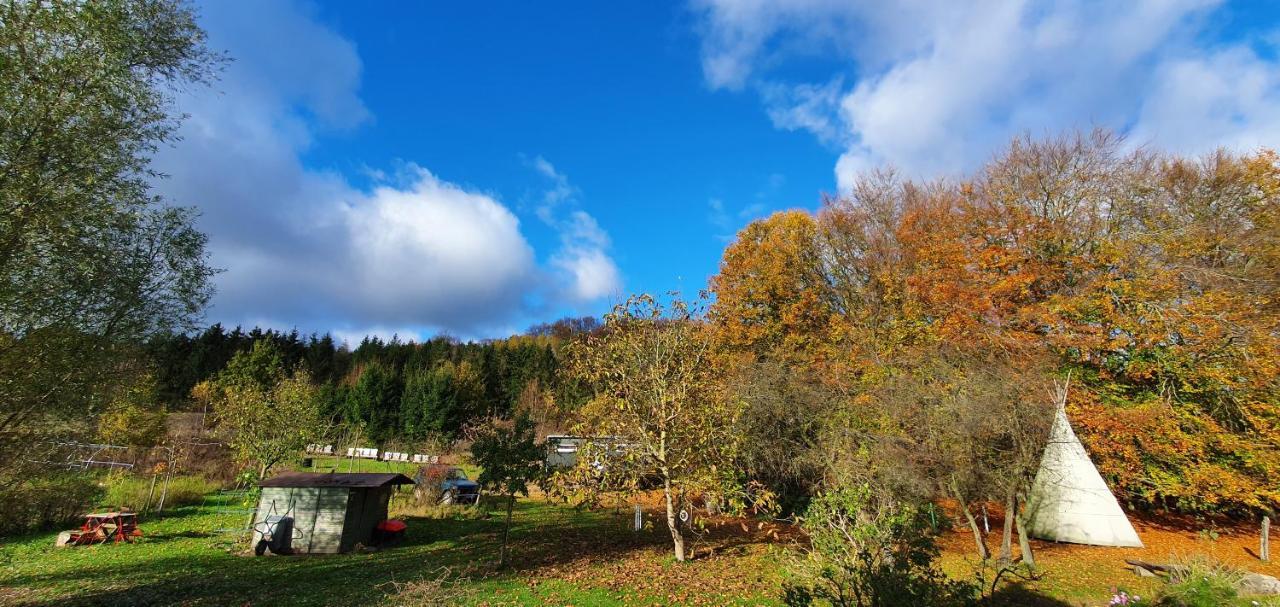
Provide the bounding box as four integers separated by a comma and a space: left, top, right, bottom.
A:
200, 487, 258, 541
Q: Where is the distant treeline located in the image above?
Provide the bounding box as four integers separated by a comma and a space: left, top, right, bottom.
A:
147, 317, 600, 443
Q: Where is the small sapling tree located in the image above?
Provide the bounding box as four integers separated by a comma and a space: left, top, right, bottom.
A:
470, 413, 544, 568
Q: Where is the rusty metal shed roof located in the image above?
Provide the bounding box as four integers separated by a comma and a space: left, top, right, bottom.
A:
259, 472, 415, 488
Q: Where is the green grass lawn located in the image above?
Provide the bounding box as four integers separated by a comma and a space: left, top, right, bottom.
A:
0, 492, 781, 607
3, 489, 1275, 607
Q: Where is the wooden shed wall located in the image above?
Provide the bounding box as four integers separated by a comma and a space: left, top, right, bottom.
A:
339, 486, 391, 552
253, 487, 351, 554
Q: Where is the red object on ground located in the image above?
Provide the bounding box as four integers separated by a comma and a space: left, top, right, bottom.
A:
68, 512, 143, 546
377, 519, 407, 533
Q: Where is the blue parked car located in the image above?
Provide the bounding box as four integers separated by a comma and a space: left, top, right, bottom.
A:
415, 465, 479, 505
440, 467, 479, 505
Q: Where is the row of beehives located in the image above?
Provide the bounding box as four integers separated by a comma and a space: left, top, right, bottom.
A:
306, 444, 440, 464
381, 451, 440, 463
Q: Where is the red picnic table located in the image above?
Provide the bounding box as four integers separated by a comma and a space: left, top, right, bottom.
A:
65, 512, 143, 546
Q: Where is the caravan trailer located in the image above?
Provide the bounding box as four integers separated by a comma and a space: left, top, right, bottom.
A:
543, 435, 633, 471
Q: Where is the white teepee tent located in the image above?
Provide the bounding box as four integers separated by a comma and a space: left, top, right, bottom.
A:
1025, 394, 1143, 548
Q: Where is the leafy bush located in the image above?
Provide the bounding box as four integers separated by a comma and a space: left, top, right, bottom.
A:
1152, 556, 1242, 607
97, 379, 168, 448
782, 484, 978, 607
392, 502, 488, 521
100, 474, 219, 511
412, 464, 449, 505
0, 472, 102, 536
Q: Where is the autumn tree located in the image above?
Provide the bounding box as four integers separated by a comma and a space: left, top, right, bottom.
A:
0, 0, 217, 484
727, 359, 832, 512
711, 130, 1280, 517
212, 341, 324, 479
962, 135, 1280, 514
566, 293, 744, 562
842, 351, 1055, 563
814, 170, 935, 368
514, 378, 563, 439
710, 210, 833, 359
711, 211, 854, 511
98, 375, 168, 449
469, 414, 543, 568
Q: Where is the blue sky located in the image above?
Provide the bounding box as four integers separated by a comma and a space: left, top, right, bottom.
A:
153, 0, 1280, 344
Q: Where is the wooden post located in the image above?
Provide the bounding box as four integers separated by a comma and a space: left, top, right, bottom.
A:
156, 446, 174, 513
1263, 515, 1271, 562
143, 474, 158, 513
157, 469, 171, 513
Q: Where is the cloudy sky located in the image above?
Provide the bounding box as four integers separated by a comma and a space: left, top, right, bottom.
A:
155, 0, 1280, 343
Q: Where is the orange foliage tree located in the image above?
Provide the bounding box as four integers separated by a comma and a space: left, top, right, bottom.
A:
711, 131, 1280, 515
710, 210, 834, 360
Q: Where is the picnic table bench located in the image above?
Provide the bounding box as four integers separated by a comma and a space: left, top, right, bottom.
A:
59, 512, 143, 546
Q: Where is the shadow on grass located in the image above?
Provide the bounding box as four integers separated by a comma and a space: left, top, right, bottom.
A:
11, 499, 743, 607
142, 529, 216, 543
984, 582, 1076, 607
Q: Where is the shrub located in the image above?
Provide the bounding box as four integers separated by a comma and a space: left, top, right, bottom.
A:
782, 484, 978, 607
412, 464, 449, 505
100, 474, 219, 511
0, 472, 102, 536
391, 502, 488, 521
1152, 556, 1242, 607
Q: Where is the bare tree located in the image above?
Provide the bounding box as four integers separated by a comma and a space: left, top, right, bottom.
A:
825, 348, 1055, 564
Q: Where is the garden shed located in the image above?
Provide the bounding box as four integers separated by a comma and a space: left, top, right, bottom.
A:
253, 472, 413, 554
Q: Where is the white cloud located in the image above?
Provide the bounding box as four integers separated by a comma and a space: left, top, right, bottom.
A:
553, 246, 622, 302
151, 0, 614, 337
1132, 45, 1280, 152
692, 0, 1280, 188
342, 167, 538, 324
528, 159, 623, 303
551, 211, 621, 302
530, 155, 579, 222
758, 78, 847, 145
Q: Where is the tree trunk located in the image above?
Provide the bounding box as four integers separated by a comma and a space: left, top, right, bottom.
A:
998, 488, 1015, 564
1014, 492, 1035, 568
663, 476, 685, 562
1262, 515, 1271, 562
952, 479, 989, 560
500, 493, 515, 568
